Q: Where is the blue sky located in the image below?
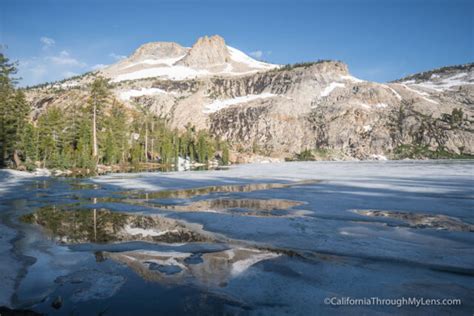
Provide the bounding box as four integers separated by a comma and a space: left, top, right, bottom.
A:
1, 0, 472, 86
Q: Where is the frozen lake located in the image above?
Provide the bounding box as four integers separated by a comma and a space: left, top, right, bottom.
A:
0, 161, 473, 315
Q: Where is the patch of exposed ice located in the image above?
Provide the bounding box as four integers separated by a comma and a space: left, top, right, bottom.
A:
375, 103, 388, 108
224, 249, 236, 260
0, 169, 42, 196
203, 93, 278, 113
128, 250, 192, 258
363, 125, 372, 132
321, 82, 345, 97
123, 225, 179, 237
231, 251, 280, 276
119, 87, 170, 100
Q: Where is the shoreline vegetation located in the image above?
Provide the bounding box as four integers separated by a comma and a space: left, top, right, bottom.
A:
0, 53, 229, 176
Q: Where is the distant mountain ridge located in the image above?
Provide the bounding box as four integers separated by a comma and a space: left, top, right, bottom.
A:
24, 35, 474, 161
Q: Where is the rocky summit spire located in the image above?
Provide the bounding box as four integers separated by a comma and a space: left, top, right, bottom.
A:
128, 42, 188, 62
176, 35, 230, 68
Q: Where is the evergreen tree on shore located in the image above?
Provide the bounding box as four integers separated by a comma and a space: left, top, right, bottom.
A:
88, 77, 109, 163
0, 53, 30, 168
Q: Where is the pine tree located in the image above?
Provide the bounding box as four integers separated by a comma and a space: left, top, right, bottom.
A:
102, 101, 128, 164
37, 107, 65, 168
0, 53, 30, 167
18, 122, 38, 169
221, 142, 230, 165
0, 54, 15, 166
88, 77, 109, 163
76, 114, 94, 170
10, 90, 31, 166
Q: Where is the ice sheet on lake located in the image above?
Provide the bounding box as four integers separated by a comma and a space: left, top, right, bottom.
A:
2, 161, 474, 313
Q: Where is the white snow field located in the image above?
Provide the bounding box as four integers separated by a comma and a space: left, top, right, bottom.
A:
226, 46, 277, 70
118, 87, 171, 100
402, 72, 474, 92
203, 93, 278, 113
321, 82, 345, 97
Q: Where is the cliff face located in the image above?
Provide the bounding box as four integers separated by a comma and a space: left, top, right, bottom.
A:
24, 36, 474, 160
205, 64, 474, 159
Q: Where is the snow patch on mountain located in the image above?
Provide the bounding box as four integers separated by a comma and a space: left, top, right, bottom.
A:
401, 72, 473, 92
123, 55, 186, 69
321, 82, 345, 97
357, 102, 389, 109
400, 84, 439, 104
112, 66, 210, 82
119, 87, 172, 100
203, 93, 278, 113
227, 46, 276, 70
340, 75, 364, 83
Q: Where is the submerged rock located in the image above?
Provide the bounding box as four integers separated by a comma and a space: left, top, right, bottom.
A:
51, 296, 62, 309
184, 253, 204, 265
148, 263, 182, 275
